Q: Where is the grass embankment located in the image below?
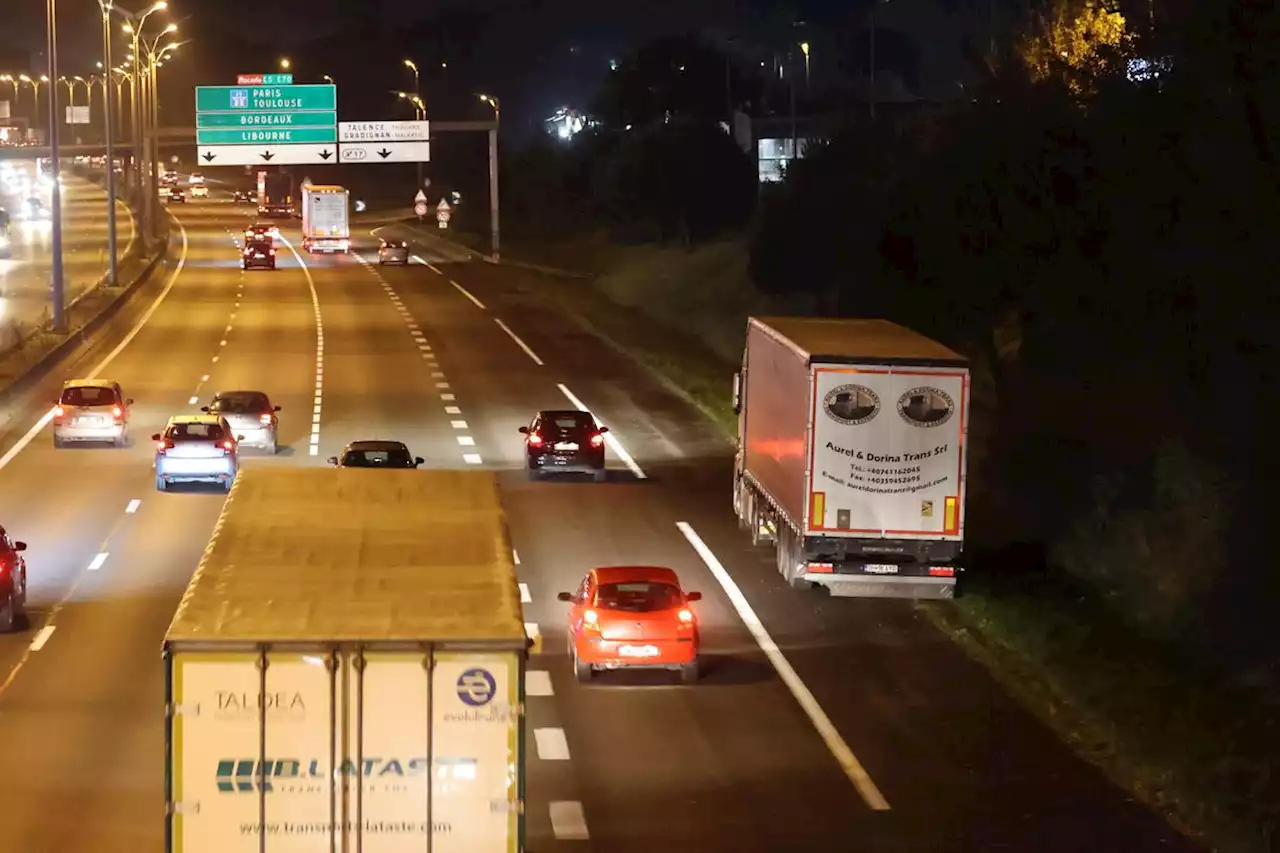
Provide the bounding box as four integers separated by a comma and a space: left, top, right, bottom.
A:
466, 229, 1277, 853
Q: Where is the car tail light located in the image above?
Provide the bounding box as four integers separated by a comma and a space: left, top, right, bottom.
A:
527, 433, 543, 447
581, 609, 599, 631
222, 440, 235, 451
156, 440, 173, 453
589, 432, 604, 448
678, 608, 694, 623
53, 405, 64, 418
269, 249, 276, 255
259, 413, 274, 425
112, 406, 123, 419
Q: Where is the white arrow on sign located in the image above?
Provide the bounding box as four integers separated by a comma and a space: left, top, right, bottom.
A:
198, 144, 337, 166
339, 141, 430, 164
339, 120, 430, 143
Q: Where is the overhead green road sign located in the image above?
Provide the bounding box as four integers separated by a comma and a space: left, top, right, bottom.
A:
195, 84, 337, 114
197, 111, 338, 129
196, 127, 337, 145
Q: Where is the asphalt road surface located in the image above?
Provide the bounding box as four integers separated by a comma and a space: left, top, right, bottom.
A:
0, 160, 134, 346
0, 201, 1205, 853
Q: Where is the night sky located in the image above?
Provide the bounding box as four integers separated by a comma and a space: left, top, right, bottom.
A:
2, 0, 975, 137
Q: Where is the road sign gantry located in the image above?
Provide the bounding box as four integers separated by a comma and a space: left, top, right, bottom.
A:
196, 82, 338, 166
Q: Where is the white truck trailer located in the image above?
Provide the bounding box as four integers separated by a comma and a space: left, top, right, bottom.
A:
163, 467, 528, 853
300, 184, 350, 253
732, 317, 970, 598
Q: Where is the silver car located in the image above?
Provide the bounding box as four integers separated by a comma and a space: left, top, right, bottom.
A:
201, 390, 281, 453
52, 379, 132, 447
153, 415, 242, 492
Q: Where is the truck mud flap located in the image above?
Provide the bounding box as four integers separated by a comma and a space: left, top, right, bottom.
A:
808, 574, 956, 600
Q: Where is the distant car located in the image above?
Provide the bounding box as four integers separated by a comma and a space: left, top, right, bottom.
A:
153, 415, 241, 492
242, 237, 276, 270
327, 440, 423, 468
0, 528, 29, 633
378, 239, 409, 265
191, 184, 209, 198
201, 390, 281, 454
232, 190, 253, 204
167, 187, 186, 204
520, 410, 608, 481
25, 197, 49, 219
557, 566, 703, 683
189, 172, 205, 185
246, 222, 279, 241
52, 379, 133, 447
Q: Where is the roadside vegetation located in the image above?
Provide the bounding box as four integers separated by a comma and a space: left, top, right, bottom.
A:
438, 3, 1280, 850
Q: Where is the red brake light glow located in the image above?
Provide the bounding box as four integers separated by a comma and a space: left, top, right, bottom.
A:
112, 406, 123, 419
222, 440, 234, 451
527, 433, 543, 447
590, 432, 604, 447
582, 609, 598, 625
156, 440, 169, 452
53, 405, 64, 418
259, 413, 274, 425
678, 608, 694, 623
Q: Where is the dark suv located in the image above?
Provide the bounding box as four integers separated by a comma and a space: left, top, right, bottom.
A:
520, 410, 609, 482
242, 238, 275, 270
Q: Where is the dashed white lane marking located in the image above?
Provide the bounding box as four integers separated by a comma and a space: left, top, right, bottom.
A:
188, 396, 198, 405
457, 436, 476, 446
519, 582, 531, 603
450, 420, 468, 429
211, 356, 220, 363
201, 374, 209, 382
526, 670, 554, 696
435, 382, 450, 389
451, 279, 487, 310
549, 801, 590, 841
512, 549, 521, 565
219, 339, 227, 346
494, 318, 544, 365
556, 383, 647, 480
87, 552, 109, 572
462, 453, 483, 465
444, 405, 461, 415
28, 626, 56, 652
276, 237, 325, 456
534, 727, 571, 761
125, 499, 141, 514
674, 521, 891, 811
432, 371, 446, 378
0, 216, 190, 473
441, 393, 456, 401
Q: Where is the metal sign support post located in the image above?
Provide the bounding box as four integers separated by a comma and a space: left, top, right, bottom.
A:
46, 0, 67, 332
100, 2, 118, 286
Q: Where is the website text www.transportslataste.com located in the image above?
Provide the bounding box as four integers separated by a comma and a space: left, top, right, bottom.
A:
240, 820, 451, 835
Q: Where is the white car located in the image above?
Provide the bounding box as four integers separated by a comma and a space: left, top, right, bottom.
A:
52, 379, 132, 447
153, 414, 242, 492
191, 185, 209, 198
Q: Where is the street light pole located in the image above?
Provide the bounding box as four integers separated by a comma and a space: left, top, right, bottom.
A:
100, 3, 118, 286
404, 59, 424, 190
45, 0, 66, 332
479, 94, 501, 262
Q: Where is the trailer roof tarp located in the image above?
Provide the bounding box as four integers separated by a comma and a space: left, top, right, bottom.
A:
165, 468, 525, 646
752, 317, 967, 366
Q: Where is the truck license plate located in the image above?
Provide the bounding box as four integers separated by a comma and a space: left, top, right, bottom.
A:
863, 564, 899, 574
618, 644, 658, 657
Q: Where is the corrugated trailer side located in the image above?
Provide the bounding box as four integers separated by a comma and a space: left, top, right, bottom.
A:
739, 318, 813, 532
163, 468, 527, 853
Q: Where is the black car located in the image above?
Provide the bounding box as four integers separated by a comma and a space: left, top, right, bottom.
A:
328, 440, 423, 468
233, 190, 253, 204
167, 187, 186, 204
378, 239, 409, 265
242, 238, 275, 270
520, 410, 608, 481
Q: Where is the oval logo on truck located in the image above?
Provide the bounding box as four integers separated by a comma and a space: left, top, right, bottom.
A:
823, 384, 880, 426
897, 387, 955, 428
456, 668, 496, 706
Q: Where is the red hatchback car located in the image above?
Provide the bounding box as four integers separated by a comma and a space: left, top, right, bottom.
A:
557, 566, 703, 683
0, 528, 29, 632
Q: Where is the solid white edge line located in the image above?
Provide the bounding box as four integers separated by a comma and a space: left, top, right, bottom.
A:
512, 549, 521, 565
533, 727, 571, 761
426, 262, 444, 275
450, 279, 487, 310
125, 499, 141, 514
28, 625, 56, 652
548, 801, 590, 841
0, 214, 190, 473
556, 383, 647, 480
493, 318, 544, 366
519, 582, 531, 603
279, 234, 325, 453
87, 552, 109, 571
674, 521, 891, 811
526, 670, 554, 696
